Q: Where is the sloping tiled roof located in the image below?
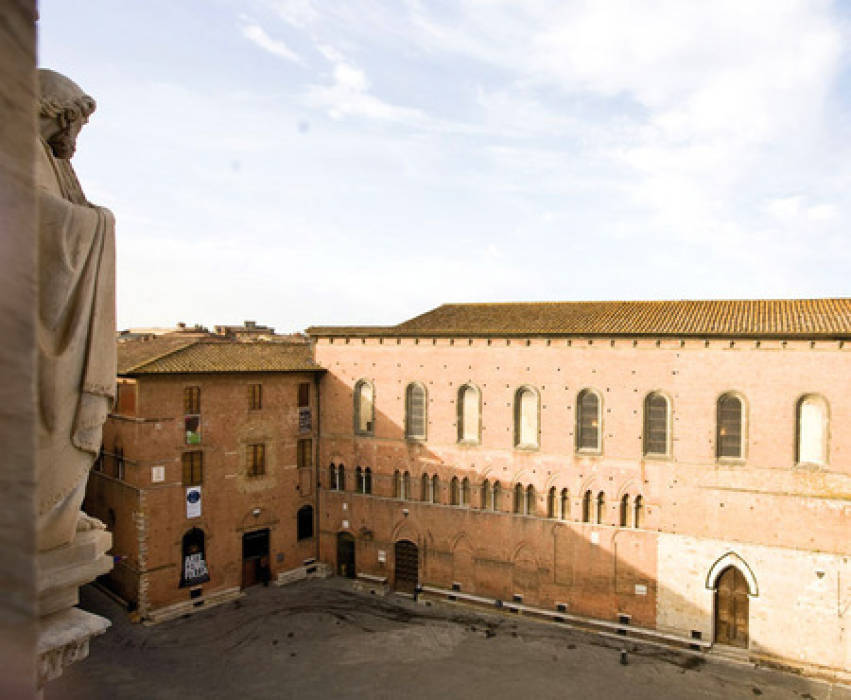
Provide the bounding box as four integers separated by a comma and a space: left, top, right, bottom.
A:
306, 299, 851, 339
120, 339, 324, 375
117, 336, 200, 374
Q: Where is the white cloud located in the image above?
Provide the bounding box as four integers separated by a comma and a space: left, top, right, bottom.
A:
240, 22, 302, 64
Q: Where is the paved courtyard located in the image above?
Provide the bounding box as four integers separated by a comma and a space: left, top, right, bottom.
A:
50, 580, 850, 699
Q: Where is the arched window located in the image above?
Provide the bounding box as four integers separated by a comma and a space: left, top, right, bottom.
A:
797, 395, 828, 465
619, 494, 629, 527
458, 384, 481, 443
514, 387, 539, 448
364, 467, 372, 494
338, 464, 346, 491
180, 528, 209, 587
421, 473, 430, 502
644, 392, 669, 456
560, 489, 569, 520
525, 485, 535, 516
481, 479, 491, 510
547, 487, 557, 518
393, 470, 401, 498
431, 474, 440, 504
297, 505, 314, 540
493, 482, 502, 511
582, 490, 592, 523
329, 463, 338, 490
461, 477, 470, 506
405, 383, 427, 440
402, 471, 411, 500
355, 467, 364, 493
354, 380, 374, 435
595, 491, 605, 524
633, 496, 643, 529
513, 483, 524, 513
577, 389, 601, 452
717, 393, 745, 458
450, 477, 460, 505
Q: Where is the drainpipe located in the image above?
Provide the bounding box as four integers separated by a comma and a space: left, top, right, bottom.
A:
313, 370, 322, 564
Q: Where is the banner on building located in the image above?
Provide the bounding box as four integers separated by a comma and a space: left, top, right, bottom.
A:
186, 486, 202, 518
299, 406, 312, 433
182, 551, 210, 587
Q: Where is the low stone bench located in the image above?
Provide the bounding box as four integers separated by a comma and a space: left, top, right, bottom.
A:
352, 572, 389, 596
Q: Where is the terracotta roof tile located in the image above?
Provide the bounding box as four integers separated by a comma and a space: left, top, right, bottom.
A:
120, 340, 324, 375
306, 299, 851, 338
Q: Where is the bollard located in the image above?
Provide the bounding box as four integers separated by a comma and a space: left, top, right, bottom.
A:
620, 649, 628, 665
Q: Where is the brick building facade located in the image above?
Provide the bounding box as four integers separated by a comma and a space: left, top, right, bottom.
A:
85, 337, 324, 619
307, 300, 851, 676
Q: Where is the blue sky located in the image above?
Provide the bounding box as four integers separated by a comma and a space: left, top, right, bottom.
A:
39, 1, 851, 333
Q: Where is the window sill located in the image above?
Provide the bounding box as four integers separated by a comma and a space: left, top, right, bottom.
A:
575, 448, 602, 457
354, 431, 374, 438
514, 443, 539, 452
715, 457, 745, 466
405, 436, 427, 443
643, 452, 671, 461
457, 439, 480, 447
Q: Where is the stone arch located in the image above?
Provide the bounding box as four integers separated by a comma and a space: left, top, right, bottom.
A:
511, 542, 539, 597
705, 551, 759, 597
391, 517, 421, 547
451, 533, 475, 590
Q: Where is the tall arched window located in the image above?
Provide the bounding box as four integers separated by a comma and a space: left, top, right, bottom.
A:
514, 387, 539, 448
450, 476, 460, 505
547, 487, 557, 518
421, 473, 430, 502
595, 491, 605, 524
560, 489, 569, 520
513, 483, 524, 513
364, 467, 372, 494
717, 393, 745, 459
582, 490, 591, 523
644, 392, 669, 456
297, 505, 314, 540
405, 383, 427, 440
355, 467, 364, 493
338, 464, 346, 491
431, 474, 440, 504
402, 471, 410, 500
393, 470, 401, 498
633, 496, 644, 529
525, 485, 535, 516
461, 477, 470, 506
481, 479, 491, 510
577, 389, 601, 452
458, 384, 481, 443
180, 528, 209, 587
354, 380, 374, 435
619, 494, 629, 527
493, 482, 502, 510
797, 395, 828, 465
329, 463, 338, 490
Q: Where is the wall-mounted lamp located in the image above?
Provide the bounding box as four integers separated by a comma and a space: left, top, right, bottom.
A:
402, 508, 409, 517
252, 507, 261, 517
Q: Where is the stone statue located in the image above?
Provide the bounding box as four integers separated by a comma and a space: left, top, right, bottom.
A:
36, 69, 116, 552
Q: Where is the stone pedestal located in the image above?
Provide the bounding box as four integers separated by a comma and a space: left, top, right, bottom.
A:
36, 519, 114, 689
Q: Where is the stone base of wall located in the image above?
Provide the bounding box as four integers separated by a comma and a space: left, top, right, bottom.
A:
276, 559, 332, 586
143, 586, 242, 625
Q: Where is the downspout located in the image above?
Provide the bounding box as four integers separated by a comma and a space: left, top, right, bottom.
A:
313, 369, 321, 564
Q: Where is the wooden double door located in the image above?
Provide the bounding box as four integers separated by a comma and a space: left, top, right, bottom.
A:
394, 540, 419, 594
715, 567, 749, 647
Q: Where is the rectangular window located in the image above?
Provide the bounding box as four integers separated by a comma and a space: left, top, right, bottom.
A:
297, 438, 313, 469
182, 451, 203, 486
184, 386, 201, 414
248, 383, 262, 410
298, 383, 310, 408
247, 443, 265, 476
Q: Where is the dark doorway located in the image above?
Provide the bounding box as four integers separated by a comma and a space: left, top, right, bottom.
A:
337, 532, 355, 578
242, 528, 270, 588
715, 566, 749, 647
394, 540, 419, 594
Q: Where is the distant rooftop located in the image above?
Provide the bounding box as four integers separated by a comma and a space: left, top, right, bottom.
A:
305, 299, 851, 339
119, 338, 324, 376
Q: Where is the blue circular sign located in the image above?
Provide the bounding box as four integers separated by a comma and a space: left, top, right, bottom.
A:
186, 490, 201, 504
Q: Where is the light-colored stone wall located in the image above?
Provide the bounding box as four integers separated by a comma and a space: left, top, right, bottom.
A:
0, 1, 37, 695
657, 532, 851, 672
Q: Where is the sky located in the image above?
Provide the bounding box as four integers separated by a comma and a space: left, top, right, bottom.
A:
38, 0, 851, 334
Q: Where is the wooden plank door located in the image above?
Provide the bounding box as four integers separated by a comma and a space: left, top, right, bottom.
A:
715, 567, 749, 647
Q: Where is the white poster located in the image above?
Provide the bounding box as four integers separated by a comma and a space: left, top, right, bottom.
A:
186, 486, 202, 518
183, 552, 209, 583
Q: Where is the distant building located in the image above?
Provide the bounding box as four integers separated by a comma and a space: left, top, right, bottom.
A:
85, 337, 324, 619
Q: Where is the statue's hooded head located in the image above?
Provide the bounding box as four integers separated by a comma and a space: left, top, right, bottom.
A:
38, 69, 97, 160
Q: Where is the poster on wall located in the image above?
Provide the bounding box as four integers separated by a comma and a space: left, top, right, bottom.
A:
182, 551, 210, 586
186, 486, 202, 518
299, 406, 312, 433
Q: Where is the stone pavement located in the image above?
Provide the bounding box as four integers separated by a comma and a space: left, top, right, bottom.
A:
48, 580, 851, 699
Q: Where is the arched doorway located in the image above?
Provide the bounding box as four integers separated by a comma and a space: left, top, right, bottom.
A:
394, 540, 419, 594
242, 528, 270, 588
715, 566, 749, 647
337, 532, 356, 578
